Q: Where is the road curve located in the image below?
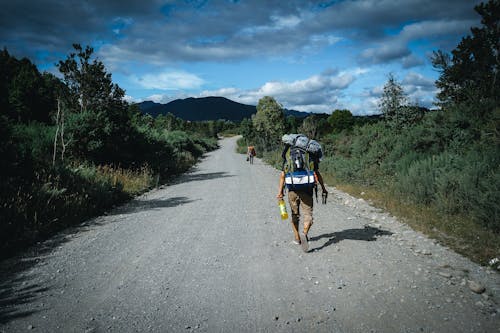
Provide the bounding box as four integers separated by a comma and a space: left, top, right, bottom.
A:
1, 136, 499, 332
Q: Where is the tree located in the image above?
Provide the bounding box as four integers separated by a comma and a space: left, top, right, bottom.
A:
0, 49, 61, 124
58, 44, 135, 164
327, 109, 355, 133
299, 114, 322, 139
240, 118, 254, 140
57, 44, 126, 113
431, 0, 499, 113
379, 73, 407, 123
285, 115, 299, 133
252, 96, 286, 148
378, 73, 422, 128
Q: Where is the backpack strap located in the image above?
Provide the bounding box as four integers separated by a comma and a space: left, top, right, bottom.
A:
281, 144, 290, 172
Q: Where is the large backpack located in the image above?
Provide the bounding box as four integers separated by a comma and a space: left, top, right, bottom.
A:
281, 134, 322, 191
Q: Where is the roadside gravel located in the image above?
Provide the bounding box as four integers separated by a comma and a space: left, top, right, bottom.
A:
1, 136, 499, 332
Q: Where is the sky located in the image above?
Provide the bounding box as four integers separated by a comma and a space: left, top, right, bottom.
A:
0, 0, 483, 115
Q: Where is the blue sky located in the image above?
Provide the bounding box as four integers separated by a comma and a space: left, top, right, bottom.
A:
0, 0, 483, 115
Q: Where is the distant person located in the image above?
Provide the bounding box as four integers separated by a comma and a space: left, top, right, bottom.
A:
276, 134, 327, 253
247, 145, 256, 164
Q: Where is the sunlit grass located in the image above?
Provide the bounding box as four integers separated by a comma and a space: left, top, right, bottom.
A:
93, 164, 155, 195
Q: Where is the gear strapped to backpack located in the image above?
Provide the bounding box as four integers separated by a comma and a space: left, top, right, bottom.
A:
281, 134, 323, 191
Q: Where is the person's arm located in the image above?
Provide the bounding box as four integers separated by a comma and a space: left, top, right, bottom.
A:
276, 171, 285, 199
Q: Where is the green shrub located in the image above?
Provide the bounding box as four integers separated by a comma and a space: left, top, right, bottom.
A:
11, 122, 55, 164
395, 147, 499, 231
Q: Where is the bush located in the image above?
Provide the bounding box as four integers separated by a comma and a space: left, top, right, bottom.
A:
394, 147, 499, 231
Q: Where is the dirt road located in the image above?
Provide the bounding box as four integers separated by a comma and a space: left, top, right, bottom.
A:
1, 136, 499, 332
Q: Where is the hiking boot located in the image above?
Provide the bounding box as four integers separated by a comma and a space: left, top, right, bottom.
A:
299, 233, 309, 253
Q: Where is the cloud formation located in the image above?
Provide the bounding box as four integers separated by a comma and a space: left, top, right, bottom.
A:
0, 0, 482, 114
198, 69, 359, 113
1, 0, 481, 66
132, 70, 205, 90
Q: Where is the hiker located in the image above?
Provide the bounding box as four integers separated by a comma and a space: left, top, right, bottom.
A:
247, 145, 256, 164
276, 134, 328, 253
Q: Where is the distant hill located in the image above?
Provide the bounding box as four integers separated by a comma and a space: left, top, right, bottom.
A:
136, 96, 310, 121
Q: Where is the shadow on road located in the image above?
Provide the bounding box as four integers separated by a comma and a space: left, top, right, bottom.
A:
108, 196, 197, 216
0, 244, 55, 325
169, 171, 234, 185
0, 174, 225, 325
310, 226, 393, 252
0, 196, 198, 326
0, 194, 197, 325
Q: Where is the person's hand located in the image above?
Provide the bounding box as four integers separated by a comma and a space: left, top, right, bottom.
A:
276, 192, 284, 199
321, 190, 328, 204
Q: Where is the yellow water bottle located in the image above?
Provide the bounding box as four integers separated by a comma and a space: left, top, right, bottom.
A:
278, 199, 288, 220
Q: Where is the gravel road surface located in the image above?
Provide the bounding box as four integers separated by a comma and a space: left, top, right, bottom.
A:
1, 136, 499, 332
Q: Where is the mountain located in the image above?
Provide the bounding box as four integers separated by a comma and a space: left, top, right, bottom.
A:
136, 96, 310, 121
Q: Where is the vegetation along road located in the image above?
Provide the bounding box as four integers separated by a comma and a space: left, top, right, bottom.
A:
1, 136, 499, 332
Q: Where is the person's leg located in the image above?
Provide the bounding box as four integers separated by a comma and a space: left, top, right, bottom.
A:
299, 191, 314, 235
296, 191, 313, 252
288, 191, 300, 242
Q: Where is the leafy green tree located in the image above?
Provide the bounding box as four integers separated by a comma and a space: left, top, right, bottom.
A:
328, 109, 355, 133
252, 96, 286, 148
432, 0, 499, 110
58, 44, 135, 164
285, 115, 299, 133
378, 73, 422, 128
57, 44, 126, 113
0, 49, 61, 123
299, 114, 322, 139
8, 59, 42, 122
379, 73, 408, 124
240, 118, 254, 140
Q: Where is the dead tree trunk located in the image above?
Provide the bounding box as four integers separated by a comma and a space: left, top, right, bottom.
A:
52, 98, 61, 166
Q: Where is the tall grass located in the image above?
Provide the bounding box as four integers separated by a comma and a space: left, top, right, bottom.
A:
1, 121, 218, 259
0, 162, 156, 258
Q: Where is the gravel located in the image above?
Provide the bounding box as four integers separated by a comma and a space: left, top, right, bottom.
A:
0, 136, 499, 332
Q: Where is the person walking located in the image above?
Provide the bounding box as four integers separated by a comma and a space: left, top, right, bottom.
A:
247, 145, 256, 164
276, 135, 327, 253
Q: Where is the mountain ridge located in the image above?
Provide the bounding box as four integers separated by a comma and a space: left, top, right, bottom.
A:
136, 96, 310, 121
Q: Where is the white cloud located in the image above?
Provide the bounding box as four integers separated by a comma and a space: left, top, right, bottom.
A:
358, 18, 477, 66
349, 97, 381, 116
146, 94, 167, 103
132, 70, 205, 90
288, 103, 334, 114
402, 72, 435, 88
123, 94, 139, 103
359, 42, 410, 64
135, 67, 435, 115
145, 92, 193, 104
402, 73, 438, 108
259, 72, 354, 95
197, 69, 361, 113
400, 19, 477, 40
271, 15, 302, 29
